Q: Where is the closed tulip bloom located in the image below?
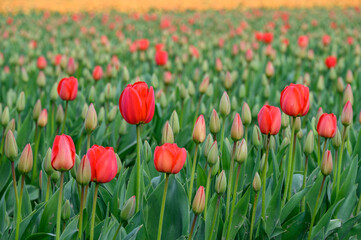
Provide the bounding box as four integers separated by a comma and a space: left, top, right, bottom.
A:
304, 130, 314, 155
5, 130, 18, 160
193, 115, 206, 143
241, 102, 252, 126
57, 77, 78, 101
37, 56, 47, 70
51, 134, 76, 171
298, 35, 309, 48
120, 196, 136, 221
321, 150, 333, 176
325, 56, 337, 69
92, 66, 103, 81
155, 50, 168, 66
265, 61, 274, 78
37, 109, 48, 127
343, 84, 353, 105
87, 145, 118, 183
119, 81, 155, 125
199, 76, 210, 94
257, 105, 281, 135
262, 32, 273, 44
154, 143, 186, 174
210, 109, 220, 134
359, 111, 361, 124
231, 113, 244, 141
85, 103, 98, 133
280, 84, 309, 117
192, 186, 205, 215
67, 57, 76, 75
317, 113, 337, 138
341, 101, 353, 126
322, 34, 331, 46
219, 92, 230, 117
137, 39, 149, 51
252, 172, 261, 192
76, 155, 91, 185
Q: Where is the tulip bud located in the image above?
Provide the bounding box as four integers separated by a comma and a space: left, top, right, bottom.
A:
88, 86, 96, 103
51, 83, 58, 101
16, 92, 25, 112
193, 115, 206, 143
18, 144, 33, 174
192, 186, 205, 215
71, 155, 81, 179
280, 137, 290, 149
199, 75, 209, 94
5, 119, 15, 134
188, 81, 195, 96
85, 104, 98, 133
223, 72, 233, 90
37, 71, 46, 88
293, 117, 301, 132
61, 200, 71, 221
98, 107, 105, 124
281, 112, 289, 128
33, 100, 42, 121
252, 104, 260, 118
241, 102, 251, 126
56, 105, 64, 124
211, 158, 220, 177
210, 109, 220, 135
107, 106, 117, 123
235, 139, 247, 163
239, 85, 246, 99
120, 196, 136, 221
123, 67, 130, 82
341, 101, 353, 126
265, 61, 274, 78
252, 172, 261, 192
207, 141, 219, 166
231, 113, 244, 141
162, 121, 174, 144
317, 76, 324, 91
119, 119, 127, 135
304, 130, 314, 155
143, 140, 152, 163
169, 111, 179, 134
5, 130, 18, 160
203, 134, 214, 158
260, 153, 268, 172
215, 170, 227, 195
37, 109, 48, 127
343, 84, 353, 105
346, 70, 353, 84
321, 150, 333, 176
81, 104, 88, 120
116, 154, 122, 175
252, 126, 262, 147
219, 92, 230, 117
43, 148, 54, 175
337, 77, 345, 93
76, 155, 91, 185
332, 128, 341, 148
1, 106, 9, 127
316, 107, 323, 125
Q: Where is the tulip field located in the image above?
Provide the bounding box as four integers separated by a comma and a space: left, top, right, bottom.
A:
1, 7, 361, 240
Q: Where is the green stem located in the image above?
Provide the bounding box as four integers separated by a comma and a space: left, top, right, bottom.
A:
45, 175, 51, 202
287, 127, 298, 200
78, 186, 85, 240
356, 193, 361, 215
56, 172, 65, 240
204, 166, 212, 219
61, 101, 69, 134
282, 117, 296, 207
112, 221, 122, 240
136, 124, 141, 212
245, 126, 248, 143
219, 117, 226, 172
332, 149, 338, 191
11, 162, 19, 207
301, 156, 309, 212
90, 183, 99, 240
336, 126, 347, 196
17, 112, 21, 132
51, 102, 55, 136
308, 176, 326, 240
188, 214, 198, 240
87, 134, 91, 151
249, 192, 259, 240
15, 175, 25, 240
317, 135, 321, 166
226, 163, 242, 240
32, 128, 41, 182
188, 144, 199, 204
320, 138, 328, 166
261, 135, 270, 219
225, 142, 237, 220
208, 195, 221, 240
157, 174, 169, 240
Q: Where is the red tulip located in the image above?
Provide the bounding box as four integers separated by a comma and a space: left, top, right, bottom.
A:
51, 134, 76, 171
57, 77, 78, 101
325, 56, 337, 69
119, 81, 155, 125
155, 43, 165, 52
86, 145, 117, 183
347, 37, 353, 45
54, 54, 62, 66
255, 32, 263, 41
257, 105, 281, 135
262, 32, 273, 44
322, 34, 331, 46
155, 50, 168, 66
189, 45, 200, 58
298, 35, 309, 48
67, 57, 76, 75
37, 56, 47, 70
137, 39, 149, 51
154, 143, 187, 174
92, 66, 103, 81
280, 84, 309, 117
317, 113, 337, 138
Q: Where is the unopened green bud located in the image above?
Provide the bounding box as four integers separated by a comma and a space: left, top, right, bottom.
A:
192, 186, 205, 215
119, 119, 127, 135
346, 70, 353, 84
56, 104, 64, 124
116, 154, 122, 175
321, 150, 333, 176
37, 109, 48, 127
18, 144, 33, 174
293, 117, 301, 132
337, 77, 345, 93
252, 172, 261, 192
169, 111, 180, 135
1, 106, 9, 126
85, 103, 98, 133
203, 134, 214, 158
235, 139, 247, 163
332, 128, 341, 148
231, 96, 237, 111
5, 130, 18, 160
297, 130, 303, 139
16, 91, 25, 112
215, 170, 227, 195
239, 85, 246, 99
281, 112, 289, 128
144, 140, 152, 163
89, 86, 96, 103
71, 155, 81, 179
43, 148, 53, 175
280, 137, 289, 149
5, 119, 15, 133
260, 153, 268, 172
37, 71, 46, 88
159, 91, 167, 108
61, 200, 71, 221
219, 92, 230, 117
162, 121, 174, 144
231, 113, 243, 141
188, 81, 196, 97
210, 109, 220, 134
51, 171, 60, 182
33, 100, 42, 121
252, 104, 260, 118
211, 158, 220, 177
76, 155, 91, 185
241, 102, 251, 126
123, 67, 130, 82
329, 68, 337, 81
107, 106, 117, 123
207, 141, 219, 166
304, 130, 314, 154
51, 83, 58, 101
81, 104, 88, 120
120, 196, 136, 221
223, 72, 233, 90
317, 75, 325, 91
98, 107, 105, 124
206, 83, 213, 97
343, 84, 353, 105
151, 74, 159, 88
252, 126, 262, 147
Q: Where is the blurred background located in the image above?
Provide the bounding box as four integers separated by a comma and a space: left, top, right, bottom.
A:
0, 0, 360, 12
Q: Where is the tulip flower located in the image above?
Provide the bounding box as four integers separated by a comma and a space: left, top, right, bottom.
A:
92, 65, 103, 81
341, 101, 353, 126
298, 35, 309, 48
317, 113, 337, 138
325, 56, 337, 69
154, 143, 186, 240
280, 84, 310, 117
257, 105, 281, 135
37, 56, 47, 70
189, 186, 205, 240
262, 32, 273, 44
137, 39, 149, 51
322, 34, 331, 46
155, 50, 168, 66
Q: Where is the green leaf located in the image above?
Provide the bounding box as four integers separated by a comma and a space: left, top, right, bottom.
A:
26, 233, 56, 240
281, 185, 311, 223
205, 194, 221, 240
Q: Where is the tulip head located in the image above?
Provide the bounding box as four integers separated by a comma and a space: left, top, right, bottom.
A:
215, 170, 227, 195
341, 101, 353, 126
252, 126, 263, 147
5, 130, 18, 161
321, 150, 333, 176
207, 141, 219, 166
193, 115, 206, 143
169, 111, 180, 135
18, 144, 33, 174
219, 92, 230, 117
162, 121, 174, 144
192, 186, 205, 215
120, 196, 136, 221
154, 143, 186, 174
85, 103, 98, 133
235, 139, 247, 163
332, 128, 341, 149
241, 102, 252, 126
61, 200, 71, 221
304, 130, 314, 155
51, 134, 76, 171
43, 148, 54, 175
231, 113, 244, 141
253, 172, 261, 192
76, 155, 92, 185
37, 109, 48, 127
210, 109, 221, 134
33, 100, 42, 121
